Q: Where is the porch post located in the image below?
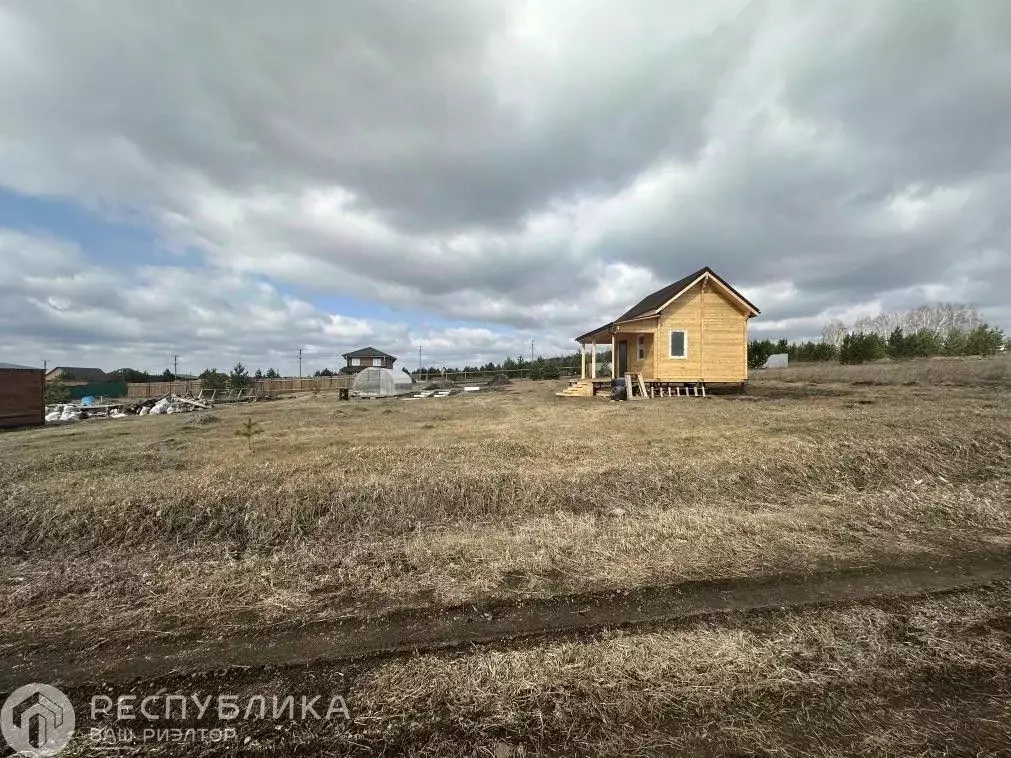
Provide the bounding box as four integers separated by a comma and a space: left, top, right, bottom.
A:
580, 343, 586, 380
590, 340, 597, 379
611, 334, 617, 379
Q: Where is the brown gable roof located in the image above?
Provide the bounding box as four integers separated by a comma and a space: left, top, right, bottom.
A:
342, 346, 397, 361
46, 367, 110, 382
575, 267, 759, 343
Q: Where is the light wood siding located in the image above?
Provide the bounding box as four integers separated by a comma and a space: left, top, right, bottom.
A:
625, 332, 655, 379
700, 283, 749, 382
654, 283, 704, 381
652, 281, 749, 382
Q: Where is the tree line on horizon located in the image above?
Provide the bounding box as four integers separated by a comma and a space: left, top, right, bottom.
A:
108, 304, 1008, 384
749, 303, 1007, 368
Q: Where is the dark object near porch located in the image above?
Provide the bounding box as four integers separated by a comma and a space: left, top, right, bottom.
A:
609, 378, 627, 401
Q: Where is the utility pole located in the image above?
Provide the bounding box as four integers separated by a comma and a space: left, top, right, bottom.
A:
298, 347, 303, 378
418, 345, 422, 379
43, 359, 47, 374
173, 355, 178, 377
530, 339, 535, 363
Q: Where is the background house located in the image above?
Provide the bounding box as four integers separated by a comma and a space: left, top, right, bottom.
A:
341, 347, 396, 374
45, 367, 109, 384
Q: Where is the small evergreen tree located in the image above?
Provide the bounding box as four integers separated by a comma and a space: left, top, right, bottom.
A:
747, 339, 775, 370
905, 329, 942, 358
229, 363, 251, 389
887, 327, 907, 359
966, 324, 1005, 357
199, 369, 228, 391
840, 332, 887, 364
45, 379, 71, 404
235, 417, 264, 451
943, 328, 969, 356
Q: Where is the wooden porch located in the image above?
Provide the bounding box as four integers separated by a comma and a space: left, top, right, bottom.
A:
557, 374, 709, 399
573, 322, 658, 382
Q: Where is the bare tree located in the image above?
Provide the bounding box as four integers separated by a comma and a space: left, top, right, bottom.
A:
833, 304, 984, 340
900, 303, 982, 335
854, 311, 902, 337
820, 319, 847, 347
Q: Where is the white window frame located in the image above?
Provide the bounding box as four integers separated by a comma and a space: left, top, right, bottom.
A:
669, 330, 688, 359
372, 358, 383, 367
636, 335, 646, 361
351, 358, 361, 366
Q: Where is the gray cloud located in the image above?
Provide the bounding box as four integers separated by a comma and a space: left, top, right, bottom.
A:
0, 0, 1009, 368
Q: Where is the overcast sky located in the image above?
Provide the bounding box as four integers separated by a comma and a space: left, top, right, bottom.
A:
2, 0, 1009, 375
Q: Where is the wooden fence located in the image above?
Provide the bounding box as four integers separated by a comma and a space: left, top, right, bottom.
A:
410, 366, 579, 383
126, 376, 352, 399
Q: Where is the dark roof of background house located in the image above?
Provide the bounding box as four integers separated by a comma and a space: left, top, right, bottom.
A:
46, 367, 110, 381
575, 267, 760, 342
342, 347, 397, 360
0, 362, 39, 370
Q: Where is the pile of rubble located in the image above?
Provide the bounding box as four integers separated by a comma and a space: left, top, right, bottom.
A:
45, 404, 125, 423
133, 395, 210, 415
45, 394, 211, 424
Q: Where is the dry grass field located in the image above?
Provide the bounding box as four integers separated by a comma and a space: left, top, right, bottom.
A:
2, 355, 1010, 755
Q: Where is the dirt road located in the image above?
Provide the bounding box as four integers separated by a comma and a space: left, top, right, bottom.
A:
5, 552, 1010, 691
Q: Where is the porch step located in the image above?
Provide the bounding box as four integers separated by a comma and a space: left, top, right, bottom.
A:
556, 379, 595, 398
623, 373, 650, 400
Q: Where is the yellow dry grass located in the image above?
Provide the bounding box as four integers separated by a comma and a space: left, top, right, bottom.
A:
59, 585, 1011, 756
341, 586, 1011, 755
2, 357, 1010, 642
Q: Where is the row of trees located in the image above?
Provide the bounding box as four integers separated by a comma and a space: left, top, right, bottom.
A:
413, 353, 581, 381
196, 364, 288, 390
750, 323, 1007, 367
110, 366, 285, 384
747, 339, 839, 369
821, 303, 988, 346
837, 324, 1006, 364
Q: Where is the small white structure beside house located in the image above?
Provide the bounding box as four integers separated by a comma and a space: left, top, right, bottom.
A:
351, 367, 415, 397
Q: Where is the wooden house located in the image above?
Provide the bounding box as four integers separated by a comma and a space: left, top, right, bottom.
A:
0, 362, 45, 430
341, 347, 397, 374
565, 267, 759, 397
45, 366, 109, 384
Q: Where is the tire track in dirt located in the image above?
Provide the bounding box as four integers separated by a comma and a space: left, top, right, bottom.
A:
5, 554, 1011, 690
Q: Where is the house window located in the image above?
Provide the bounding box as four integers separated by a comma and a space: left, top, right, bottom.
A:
372, 358, 383, 367
669, 330, 687, 359
636, 335, 646, 361
351, 358, 361, 366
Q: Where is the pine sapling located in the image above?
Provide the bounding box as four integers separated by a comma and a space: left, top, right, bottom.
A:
235, 417, 264, 451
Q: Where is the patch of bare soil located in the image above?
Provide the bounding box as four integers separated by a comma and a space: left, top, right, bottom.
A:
29, 572, 1011, 757
6, 552, 1010, 691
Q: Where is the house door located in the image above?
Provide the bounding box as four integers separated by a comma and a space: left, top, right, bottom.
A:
617, 340, 628, 377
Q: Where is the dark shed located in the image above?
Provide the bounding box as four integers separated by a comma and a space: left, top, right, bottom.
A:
0, 362, 45, 430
